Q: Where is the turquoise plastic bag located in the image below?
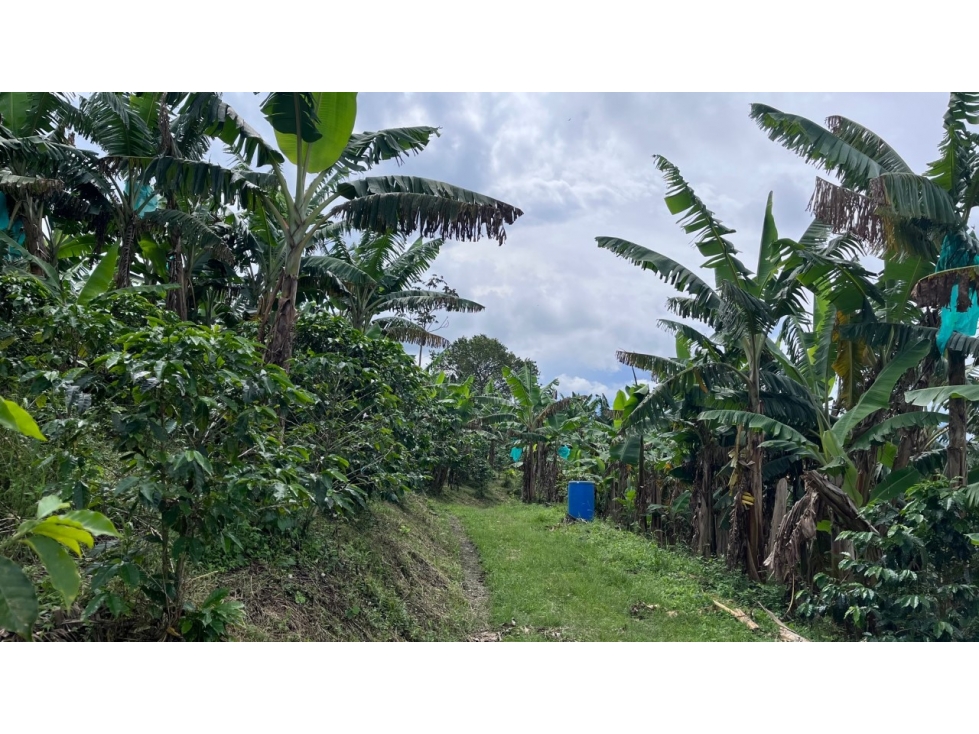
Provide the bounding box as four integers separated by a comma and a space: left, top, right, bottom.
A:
0, 192, 26, 257
934, 233, 979, 353
937, 284, 979, 353
509, 447, 522, 462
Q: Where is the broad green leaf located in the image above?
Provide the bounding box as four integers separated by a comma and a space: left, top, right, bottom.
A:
653, 155, 749, 287
262, 92, 321, 142
849, 411, 948, 451
610, 433, 643, 466
23, 535, 80, 609
825, 115, 913, 176
138, 237, 169, 279
816, 520, 832, 533
339, 126, 439, 170
334, 175, 522, 246
820, 428, 847, 463
31, 518, 95, 556
926, 93, 979, 196
190, 93, 284, 169
754, 191, 780, 292
0, 556, 38, 640
36, 495, 68, 519
882, 246, 931, 323
874, 172, 959, 226
868, 468, 922, 507
77, 244, 120, 306
0, 398, 46, 440
0, 92, 67, 137
374, 317, 451, 349
749, 104, 888, 191
831, 339, 931, 444
879, 442, 898, 470
56, 234, 98, 260
675, 333, 691, 361
699, 409, 816, 448
188, 450, 214, 476
819, 429, 861, 503
265, 93, 357, 173
905, 385, 979, 407
595, 237, 719, 309
60, 510, 120, 538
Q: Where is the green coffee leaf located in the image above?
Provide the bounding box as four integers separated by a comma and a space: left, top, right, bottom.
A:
24, 535, 81, 609
0, 556, 38, 640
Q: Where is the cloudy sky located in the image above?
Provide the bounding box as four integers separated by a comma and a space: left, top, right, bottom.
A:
223, 93, 951, 398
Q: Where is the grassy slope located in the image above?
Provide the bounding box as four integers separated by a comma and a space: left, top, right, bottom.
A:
449, 498, 819, 642
220, 493, 476, 641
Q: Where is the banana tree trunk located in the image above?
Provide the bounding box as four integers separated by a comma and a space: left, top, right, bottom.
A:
637, 435, 647, 532
692, 445, 715, 557
257, 271, 285, 345
20, 200, 48, 275
766, 478, 789, 560
746, 353, 764, 582
521, 444, 534, 503
115, 216, 138, 289
165, 233, 188, 321
746, 429, 763, 582
947, 349, 967, 486
893, 366, 929, 471
265, 243, 304, 369
266, 272, 298, 368
547, 451, 558, 503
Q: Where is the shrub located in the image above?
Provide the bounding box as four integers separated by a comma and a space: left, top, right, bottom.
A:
796, 478, 979, 641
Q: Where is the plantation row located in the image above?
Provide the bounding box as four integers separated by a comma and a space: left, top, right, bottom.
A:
2, 92, 979, 641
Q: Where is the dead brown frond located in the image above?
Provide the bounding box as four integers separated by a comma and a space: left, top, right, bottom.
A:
911, 266, 979, 309
808, 177, 884, 248
764, 471, 876, 584
764, 484, 820, 584
330, 194, 522, 246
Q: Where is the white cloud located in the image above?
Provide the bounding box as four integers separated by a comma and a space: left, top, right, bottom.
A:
554, 374, 614, 399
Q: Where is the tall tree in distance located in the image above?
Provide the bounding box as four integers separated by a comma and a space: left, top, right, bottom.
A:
431, 334, 539, 397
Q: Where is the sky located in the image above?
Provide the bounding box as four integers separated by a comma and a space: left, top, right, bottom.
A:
220, 93, 952, 399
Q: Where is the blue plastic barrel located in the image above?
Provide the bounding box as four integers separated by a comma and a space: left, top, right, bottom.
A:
568, 481, 595, 521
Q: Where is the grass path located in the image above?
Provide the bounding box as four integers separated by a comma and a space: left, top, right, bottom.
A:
448, 499, 789, 642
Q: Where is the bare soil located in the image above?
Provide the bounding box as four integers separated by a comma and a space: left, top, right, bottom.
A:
449, 514, 499, 642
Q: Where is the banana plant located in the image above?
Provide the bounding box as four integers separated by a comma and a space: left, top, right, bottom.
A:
703, 338, 934, 503
209, 92, 522, 368
1, 229, 176, 308
299, 229, 484, 346
751, 93, 979, 485
0, 93, 87, 270
477, 365, 573, 503
52, 93, 268, 293
597, 157, 846, 578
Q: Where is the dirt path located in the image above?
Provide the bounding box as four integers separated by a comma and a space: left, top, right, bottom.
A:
448, 514, 499, 642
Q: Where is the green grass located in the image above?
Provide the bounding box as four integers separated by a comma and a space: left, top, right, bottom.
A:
449, 499, 808, 642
